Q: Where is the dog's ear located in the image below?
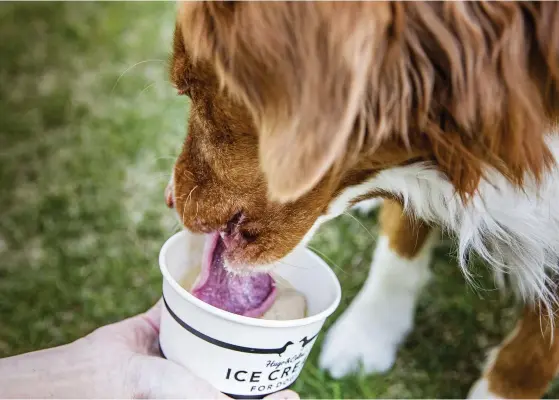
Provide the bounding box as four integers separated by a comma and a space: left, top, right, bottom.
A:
179, 2, 390, 202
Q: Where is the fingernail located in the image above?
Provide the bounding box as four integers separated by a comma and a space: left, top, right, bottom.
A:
264, 390, 300, 400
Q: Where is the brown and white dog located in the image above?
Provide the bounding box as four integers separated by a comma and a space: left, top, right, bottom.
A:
166, 2, 559, 398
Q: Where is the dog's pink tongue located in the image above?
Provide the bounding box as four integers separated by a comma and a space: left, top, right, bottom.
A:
191, 234, 276, 317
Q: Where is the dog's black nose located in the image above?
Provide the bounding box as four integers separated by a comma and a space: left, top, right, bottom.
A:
223, 211, 243, 236
221, 212, 258, 248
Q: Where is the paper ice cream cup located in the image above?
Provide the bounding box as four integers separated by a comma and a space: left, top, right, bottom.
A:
158, 231, 341, 399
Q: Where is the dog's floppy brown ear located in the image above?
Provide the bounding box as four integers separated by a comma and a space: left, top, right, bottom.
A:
180, 2, 390, 202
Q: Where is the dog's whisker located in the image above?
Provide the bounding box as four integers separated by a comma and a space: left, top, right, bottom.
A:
110, 59, 165, 95
181, 193, 189, 221
138, 81, 157, 96
169, 221, 182, 234
272, 260, 312, 271
153, 155, 178, 162
187, 185, 198, 204
139, 172, 174, 181
306, 245, 348, 275
343, 211, 376, 242
182, 169, 195, 180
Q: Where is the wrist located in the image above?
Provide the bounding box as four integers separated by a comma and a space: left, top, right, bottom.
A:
0, 342, 77, 398
0, 338, 129, 399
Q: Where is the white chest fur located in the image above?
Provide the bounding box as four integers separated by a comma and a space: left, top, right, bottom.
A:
316, 134, 559, 312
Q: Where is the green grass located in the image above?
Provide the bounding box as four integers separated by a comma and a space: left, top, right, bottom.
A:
0, 3, 557, 399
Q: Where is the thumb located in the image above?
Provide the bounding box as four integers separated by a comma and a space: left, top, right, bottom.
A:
132, 356, 299, 400
129, 302, 299, 400
130, 355, 228, 399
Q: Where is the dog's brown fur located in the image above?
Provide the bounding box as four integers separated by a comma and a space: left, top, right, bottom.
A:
172, 1, 559, 268
170, 2, 559, 397
171, 20, 428, 267
483, 304, 559, 398
379, 199, 432, 259
178, 2, 559, 203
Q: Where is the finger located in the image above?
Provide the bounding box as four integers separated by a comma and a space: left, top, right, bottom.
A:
104, 300, 163, 352
263, 390, 300, 400
131, 355, 229, 399
135, 299, 164, 354
142, 299, 163, 334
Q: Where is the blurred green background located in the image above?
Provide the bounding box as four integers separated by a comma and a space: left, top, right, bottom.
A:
0, 2, 556, 398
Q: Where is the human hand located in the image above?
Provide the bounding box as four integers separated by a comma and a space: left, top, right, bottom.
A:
0, 300, 299, 399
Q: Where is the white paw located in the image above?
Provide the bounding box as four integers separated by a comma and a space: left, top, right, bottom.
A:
319, 304, 404, 378
468, 378, 502, 399
319, 234, 433, 379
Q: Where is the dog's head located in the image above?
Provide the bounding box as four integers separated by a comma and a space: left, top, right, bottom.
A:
169, 2, 559, 271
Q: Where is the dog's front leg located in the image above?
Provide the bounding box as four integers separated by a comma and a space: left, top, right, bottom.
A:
468, 304, 559, 399
319, 199, 438, 378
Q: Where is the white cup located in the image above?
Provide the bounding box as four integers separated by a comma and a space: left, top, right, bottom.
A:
158, 231, 341, 399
